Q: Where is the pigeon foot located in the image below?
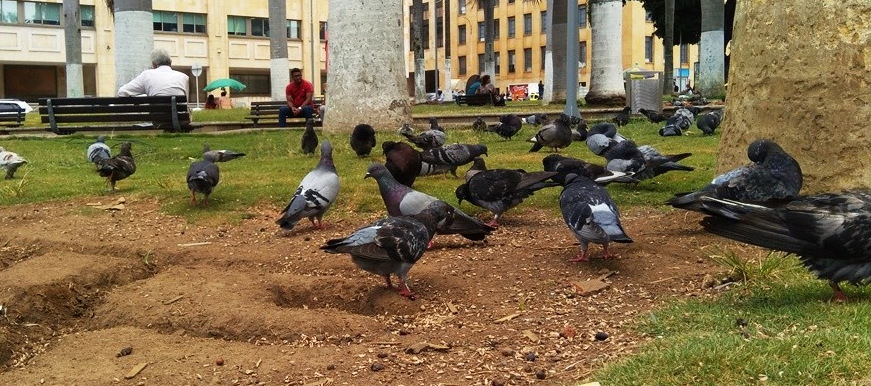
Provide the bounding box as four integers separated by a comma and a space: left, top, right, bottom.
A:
568, 254, 590, 263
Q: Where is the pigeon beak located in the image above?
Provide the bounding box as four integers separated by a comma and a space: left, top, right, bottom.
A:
364, 172, 372, 179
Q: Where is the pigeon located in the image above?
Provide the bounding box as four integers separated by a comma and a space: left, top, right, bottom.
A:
87, 136, 111, 166
187, 152, 220, 206
472, 117, 488, 132
660, 108, 695, 137
697, 190, 871, 301
635, 145, 695, 181
277, 141, 340, 231
0, 147, 27, 180
350, 124, 377, 158
397, 122, 415, 137
696, 109, 724, 135
366, 163, 495, 241
420, 143, 488, 177
403, 118, 446, 150
586, 134, 646, 174
455, 157, 560, 227
202, 143, 246, 162
638, 108, 672, 124
383, 140, 422, 187
560, 173, 633, 262
320, 201, 454, 300
667, 139, 803, 212
542, 154, 640, 186
587, 122, 627, 142
301, 118, 319, 155
571, 116, 588, 142
523, 113, 548, 126
488, 114, 523, 140
96, 141, 136, 192
613, 106, 632, 127
527, 113, 573, 152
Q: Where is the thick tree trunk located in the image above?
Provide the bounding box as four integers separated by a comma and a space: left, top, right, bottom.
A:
663, 0, 675, 95
719, 0, 871, 192
113, 0, 153, 90
324, 0, 411, 134
269, 0, 289, 101
564, 0, 580, 117
549, 0, 567, 102
442, 0, 453, 102
585, 0, 625, 106
482, 0, 496, 78
698, 0, 725, 98
63, 0, 84, 97
412, 0, 426, 103
541, 0, 554, 105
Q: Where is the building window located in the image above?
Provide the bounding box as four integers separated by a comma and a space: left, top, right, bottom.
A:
508, 0, 515, 3
540, 11, 546, 33
24, 1, 60, 25
458, 25, 467, 45
478, 21, 484, 42
228, 16, 247, 36
523, 48, 532, 72
229, 73, 270, 95
458, 55, 467, 75
644, 36, 653, 63
153, 11, 178, 32
80, 5, 95, 28
459, 0, 466, 15
494, 19, 500, 39
507, 50, 516, 73
319, 21, 327, 40
0, 0, 17, 24
287, 19, 302, 39
523, 13, 532, 36
680, 44, 689, 64
579, 41, 587, 66
423, 18, 430, 49
578, 5, 586, 28
495, 52, 501, 74
478, 54, 485, 74
540, 46, 546, 70
251, 17, 269, 37
436, 16, 443, 48
507, 16, 515, 38
182, 13, 206, 34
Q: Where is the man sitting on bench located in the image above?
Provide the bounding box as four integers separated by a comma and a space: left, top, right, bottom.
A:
278, 68, 314, 128
118, 48, 189, 97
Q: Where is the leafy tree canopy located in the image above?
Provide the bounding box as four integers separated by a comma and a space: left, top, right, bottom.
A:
636, 0, 736, 45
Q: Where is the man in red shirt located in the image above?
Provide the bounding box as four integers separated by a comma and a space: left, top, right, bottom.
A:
278, 68, 314, 127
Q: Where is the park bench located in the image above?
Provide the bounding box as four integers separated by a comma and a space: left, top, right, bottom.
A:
245, 97, 324, 127
39, 96, 192, 135
455, 94, 493, 106
0, 103, 25, 128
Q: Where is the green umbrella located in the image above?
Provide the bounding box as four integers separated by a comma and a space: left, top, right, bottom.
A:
203, 78, 246, 92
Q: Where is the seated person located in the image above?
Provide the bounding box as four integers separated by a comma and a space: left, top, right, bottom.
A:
204, 94, 218, 109
278, 68, 314, 127
476, 75, 504, 105
467, 77, 482, 95
217, 91, 234, 109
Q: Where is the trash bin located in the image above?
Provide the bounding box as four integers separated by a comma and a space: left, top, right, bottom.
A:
623, 66, 663, 114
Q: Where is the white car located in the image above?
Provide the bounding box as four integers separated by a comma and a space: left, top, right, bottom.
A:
0, 99, 32, 115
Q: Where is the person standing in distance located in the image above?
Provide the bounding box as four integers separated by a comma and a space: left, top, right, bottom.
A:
278, 68, 314, 127
118, 48, 189, 97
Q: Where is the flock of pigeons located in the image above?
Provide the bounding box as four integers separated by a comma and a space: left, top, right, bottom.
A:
3, 107, 869, 302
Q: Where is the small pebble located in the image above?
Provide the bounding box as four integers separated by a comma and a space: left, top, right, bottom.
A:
525, 352, 536, 362
595, 332, 609, 341
371, 363, 385, 372
492, 380, 505, 386
500, 349, 514, 357
535, 370, 546, 379
377, 352, 388, 359
215, 357, 225, 366
326, 364, 336, 371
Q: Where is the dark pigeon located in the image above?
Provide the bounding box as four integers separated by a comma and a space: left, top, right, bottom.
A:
488, 114, 523, 140
587, 122, 627, 142
397, 122, 415, 137
635, 145, 695, 181
277, 141, 340, 231
350, 124, 377, 158
528, 113, 573, 152
420, 143, 488, 177
613, 106, 632, 127
668, 139, 803, 212
571, 115, 588, 142
203, 143, 246, 162
698, 190, 871, 301
301, 118, 319, 155
320, 201, 454, 300
403, 118, 446, 150
660, 108, 695, 137
638, 108, 672, 124
542, 154, 640, 185
383, 140, 422, 187
96, 142, 136, 192
560, 173, 633, 262
523, 113, 548, 126
455, 157, 559, 227
187, 152, 220, 206
366, 163, 495, 241
696, 109, 724, 135
472, 117, 488, 132
586, 134, 646, 174
87, 135, 111, 166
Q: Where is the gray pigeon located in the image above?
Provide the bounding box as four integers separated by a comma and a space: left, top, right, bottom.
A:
472, 117, 488, 132
488, 114, 523, 140
420, 143, 488, 177
587, 122, 627, 142
397, 122, 415, 137
523, 113, 548, 126
528, 113, 573, 152
277, 141, 340, 231
586, 134, 646, 175
350, 124, 377, 158
660, 108, 695, 137
96, 142, 136, 192
455, 157, 559, 227
542, 154, 640, 186
698, 190, 871, 301
635, 145, 695, 181
366, 163, 495, 241
203, 143, 246, 162
638, 108, 671, 124
560, 173, 633, 262
404, 118, 446, 150
301, 118, 319, 155
187, 152, 220, 206
696, 109, 724, 135
668, 139, 803, 212
0, 147, 27, 180
320, 201, 454, 300
87, 136, 111, 166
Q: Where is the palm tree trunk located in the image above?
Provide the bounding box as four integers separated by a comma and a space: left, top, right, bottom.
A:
442, 0, 453, 102
269, 0, 289, 101
412, 0, 426, 103
549, 0, 567, 102
663, 0, 675, 95
698, 0, 725, 97
541, 0, 554, 105
585, 0, 625, 106
483, 0, 496, 77
324, 0, 411, 134
564, 0, 580, 116
63, 0, 84, 97
112, 0, 153, 90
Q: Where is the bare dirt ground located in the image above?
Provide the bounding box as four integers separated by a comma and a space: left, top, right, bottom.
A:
0, 196, 742, 386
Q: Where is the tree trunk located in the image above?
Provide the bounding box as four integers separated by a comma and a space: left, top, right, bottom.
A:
563, 0, 579, 117
269, 0, 289, 101
541, 0, 554, 105
663, 0, 675, 95
63, 0, 84, 97
698, 0, 725, 98
113, 0, 153, 90
719, 0, 871, 192
412, 0, 426, 103
585, 0, 625, 106
442, 0, 453, 102
324, 0, 411, 134
549, 0, 567, 102
483, 0, 496, 77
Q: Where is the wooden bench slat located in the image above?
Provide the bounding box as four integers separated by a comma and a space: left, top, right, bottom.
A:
39, 96, 191, 135
38, 105, 187, 115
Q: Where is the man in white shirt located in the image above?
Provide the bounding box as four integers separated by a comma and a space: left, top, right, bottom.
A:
118, 48, 190, 97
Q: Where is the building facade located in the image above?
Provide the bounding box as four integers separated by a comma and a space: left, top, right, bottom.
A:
404, 0, 700, 97
0, 0, 328, 104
